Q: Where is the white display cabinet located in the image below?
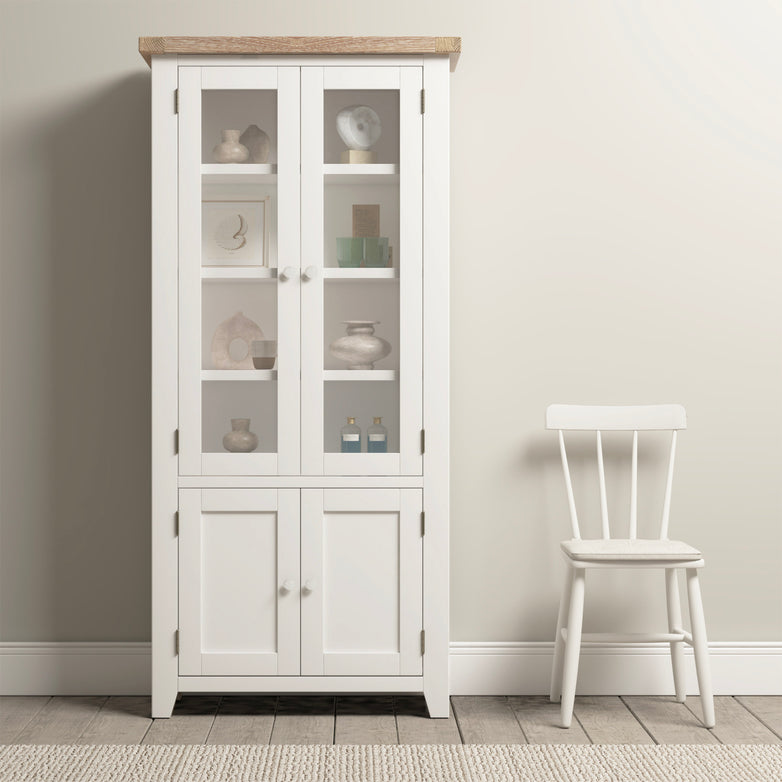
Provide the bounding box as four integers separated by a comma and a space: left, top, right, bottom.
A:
142, 36, 458, 718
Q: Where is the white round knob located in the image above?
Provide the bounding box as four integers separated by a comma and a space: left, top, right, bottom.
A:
302, 265, 318, 281
280, 579, 295, 594
302, 580, 314, 595
279, 266, 296, 281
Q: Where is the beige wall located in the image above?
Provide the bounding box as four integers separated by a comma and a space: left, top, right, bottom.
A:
1, 1, 780, 643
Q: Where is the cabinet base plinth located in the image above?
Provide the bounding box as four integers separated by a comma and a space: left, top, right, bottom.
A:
177, 675, 424, 693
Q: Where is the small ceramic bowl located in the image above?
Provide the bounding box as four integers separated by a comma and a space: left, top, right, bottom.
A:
251, 340, 277, 369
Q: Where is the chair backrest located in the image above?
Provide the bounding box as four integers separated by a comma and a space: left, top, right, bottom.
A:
546, 404, 687, 541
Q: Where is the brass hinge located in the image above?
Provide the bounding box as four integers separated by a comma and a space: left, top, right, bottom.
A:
174, 88, 179, 114
421, 511, 425, 537
174, 510, 179, 537
420, 429, 425, 454
175, 629, 179, 655
420, 629, 426, 655
174, 429, 179, 454
420, 88, 425, 114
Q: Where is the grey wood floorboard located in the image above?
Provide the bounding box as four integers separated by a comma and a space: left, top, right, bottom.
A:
206, 696, 277, 745
507, 696, 590, 744
450, 696, 526, 744
77, 696, 152, 745
142, 695, 220, 745
13, 697, 107, 744
395, 696, 462, 744
334, 696, 397, 745
573, 696, 653, 744
0, 697, 50, 743
736, 696, 782, 740
622, 696, 719, 744
685, 696, 782, 744
270, 696, 335, 745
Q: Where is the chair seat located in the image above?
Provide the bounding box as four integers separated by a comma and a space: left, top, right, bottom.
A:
560, 538, 702, 561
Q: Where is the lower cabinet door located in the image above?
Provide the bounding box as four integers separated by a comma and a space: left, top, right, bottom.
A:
178, 488, 300, 676
301, 488, 424, 676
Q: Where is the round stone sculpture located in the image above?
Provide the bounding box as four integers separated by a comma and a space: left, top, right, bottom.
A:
211, 312, 265, 369
329, 321, 391, 370
336, 105, 382, 150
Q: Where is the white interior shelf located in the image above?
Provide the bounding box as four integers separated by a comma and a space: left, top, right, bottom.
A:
323, 164, 399, 184
201, 267, 278, 280
201, 163, 278, 184
201, 370, 277, 381
324, 370, 398, 381
323, 268, 398, 280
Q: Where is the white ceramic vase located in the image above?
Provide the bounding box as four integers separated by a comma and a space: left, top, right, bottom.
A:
212, 130, 250, 163
329, 321, 391, 370
223, 418, 258, 452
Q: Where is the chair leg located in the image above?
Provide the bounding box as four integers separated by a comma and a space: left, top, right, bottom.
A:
665, 568, 686, 703
686, 568, 715, 728
560, 569, 585, 728
550, 568, 573, 703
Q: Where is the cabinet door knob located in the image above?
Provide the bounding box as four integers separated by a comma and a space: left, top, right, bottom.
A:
279, 266, 296, 281
280, 579, 296, 594
302, 580, 314, 594
302, 265, 318, 281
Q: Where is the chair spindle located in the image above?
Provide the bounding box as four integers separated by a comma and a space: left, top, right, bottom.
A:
596, 430, 610, 539
660, 430, 677, 539
630, 430, 638, 539
558, 430, 580, 539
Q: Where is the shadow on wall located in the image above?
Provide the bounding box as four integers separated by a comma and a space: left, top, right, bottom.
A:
43, 73, 151, 639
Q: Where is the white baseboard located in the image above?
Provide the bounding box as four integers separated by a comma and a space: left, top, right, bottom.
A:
0, 643, 151, 696
1, 641, 780, 696
449, 642, 782, 696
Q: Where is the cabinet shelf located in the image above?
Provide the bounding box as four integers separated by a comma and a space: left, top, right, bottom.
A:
202, 163, 277, 184
323, 268, 398, 280
324, 370, 397, 381
323, 164, 399, 184
201, 267, 277, 280
202, 370, 277, 381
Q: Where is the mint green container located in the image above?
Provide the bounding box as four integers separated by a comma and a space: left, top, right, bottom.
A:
363, 237, 390, 267
336, 237, 363, 267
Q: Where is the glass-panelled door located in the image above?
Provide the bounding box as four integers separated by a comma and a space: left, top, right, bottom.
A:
178, 67, 300, 476
301, 66, 424, 476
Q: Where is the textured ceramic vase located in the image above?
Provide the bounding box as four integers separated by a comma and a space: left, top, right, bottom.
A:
222, 418, 258, 452
212, 130, 250, 163
239, 124, 271, 163
329, 321, 391, 370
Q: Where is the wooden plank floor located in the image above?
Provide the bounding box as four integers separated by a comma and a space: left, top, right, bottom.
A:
2, 695, 781, 745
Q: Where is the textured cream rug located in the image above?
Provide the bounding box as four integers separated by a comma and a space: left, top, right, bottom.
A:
2, 743, 782, 781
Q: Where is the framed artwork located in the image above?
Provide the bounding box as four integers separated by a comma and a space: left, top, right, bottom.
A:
202, 197, 270, 266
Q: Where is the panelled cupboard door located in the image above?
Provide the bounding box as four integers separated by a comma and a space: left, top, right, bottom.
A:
178, 489, 300, 676
300, 66, 424, 477
178, 66, 301, 476
300, 489, 423, 676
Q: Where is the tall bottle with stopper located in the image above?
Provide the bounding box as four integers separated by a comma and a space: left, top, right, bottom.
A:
340, 417, 362, 453
367, 417, 388, 453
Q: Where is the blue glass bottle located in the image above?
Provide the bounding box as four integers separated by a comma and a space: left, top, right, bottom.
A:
340, 417, 361, 453
367, 417, 388, 453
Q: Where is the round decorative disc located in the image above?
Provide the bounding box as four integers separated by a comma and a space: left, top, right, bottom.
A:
336, 105, 382, 151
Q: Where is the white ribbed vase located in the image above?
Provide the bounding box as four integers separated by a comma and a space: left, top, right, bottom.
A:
329, 321, 391, 370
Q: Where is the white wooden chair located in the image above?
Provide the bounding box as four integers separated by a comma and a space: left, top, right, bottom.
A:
546, 404, 715, 729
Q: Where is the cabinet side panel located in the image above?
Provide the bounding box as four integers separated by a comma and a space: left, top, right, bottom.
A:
151, 54, 180, 719
422, 56, 450, 718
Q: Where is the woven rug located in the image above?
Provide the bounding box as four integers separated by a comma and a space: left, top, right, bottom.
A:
2, 743, 782, 781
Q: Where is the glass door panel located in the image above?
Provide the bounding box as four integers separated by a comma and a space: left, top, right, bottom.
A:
301, 66, 423, 476
179, 67, 300, 476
